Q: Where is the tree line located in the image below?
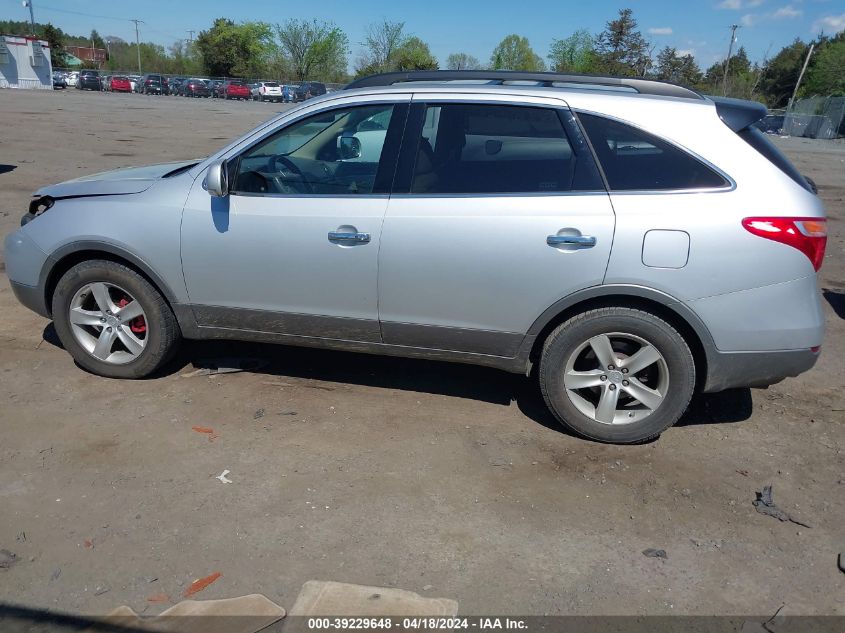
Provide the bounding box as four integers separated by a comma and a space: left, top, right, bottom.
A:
2, 8, 843, 105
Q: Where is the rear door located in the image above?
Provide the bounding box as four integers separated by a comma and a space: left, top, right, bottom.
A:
378, 94, 615, 357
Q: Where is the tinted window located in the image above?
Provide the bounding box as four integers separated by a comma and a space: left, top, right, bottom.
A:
232, 104, 397, 196
578, 113, 729, 191
410, 104, 600, 194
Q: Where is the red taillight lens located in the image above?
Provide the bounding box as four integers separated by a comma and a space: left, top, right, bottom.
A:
742, 217, 827, 271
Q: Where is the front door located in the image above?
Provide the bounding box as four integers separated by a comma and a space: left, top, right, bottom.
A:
181, 100, 408, 342
378, 97, 615, 356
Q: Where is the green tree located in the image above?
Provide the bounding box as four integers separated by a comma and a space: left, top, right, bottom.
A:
164, 40, 204, 75
702, 46, 757, 98
90, 29, 106, 51
653, 46, 701, 85
356, 19, 406, 75
490, 34, 545, 71
594, 8, 651, 76
275, 19, 349, 82
446, 52, 481, 70
759, 39, 810, 106
548, 29, 596, 73
392, 36, 438, 71
41, 23, 69, 67
803, 37, 845, 96
195, 18, 275, 78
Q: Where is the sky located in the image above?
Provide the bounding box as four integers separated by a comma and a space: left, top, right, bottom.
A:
4, 0, 845, 69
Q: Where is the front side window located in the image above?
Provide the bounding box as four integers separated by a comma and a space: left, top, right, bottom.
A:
232, 104, 397, 196
577, 113, 729, 191
410, 104, 600, 194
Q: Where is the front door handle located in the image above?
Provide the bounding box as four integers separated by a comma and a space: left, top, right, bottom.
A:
547, 235, 597, 248
328, 231, 371, 244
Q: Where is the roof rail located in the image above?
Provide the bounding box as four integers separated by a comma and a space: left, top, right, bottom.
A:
344, 70, 704, 100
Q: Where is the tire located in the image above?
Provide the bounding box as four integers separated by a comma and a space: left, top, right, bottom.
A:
539, 307, 695, 444
51, 260, 181, 379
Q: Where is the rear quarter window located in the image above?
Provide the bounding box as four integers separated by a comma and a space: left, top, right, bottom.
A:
578, 113, 730, 191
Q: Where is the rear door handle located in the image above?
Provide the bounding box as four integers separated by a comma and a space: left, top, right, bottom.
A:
547, 235, 597, 248
328, 231, 371, 244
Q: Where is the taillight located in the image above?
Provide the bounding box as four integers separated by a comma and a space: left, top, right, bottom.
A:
742, 217, 827, 271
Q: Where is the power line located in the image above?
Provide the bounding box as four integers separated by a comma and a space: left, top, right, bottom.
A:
33, 3, 132, 23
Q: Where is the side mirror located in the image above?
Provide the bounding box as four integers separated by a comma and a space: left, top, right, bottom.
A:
338, 135, 362, 160
206, 159, 228, 197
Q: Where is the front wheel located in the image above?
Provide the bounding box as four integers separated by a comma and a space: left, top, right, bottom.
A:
51, 260, 181, 378
539, 307, 695, 443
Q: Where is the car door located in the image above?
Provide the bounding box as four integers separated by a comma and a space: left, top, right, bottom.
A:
378, 94, 615, 357
180, 97, 409, 342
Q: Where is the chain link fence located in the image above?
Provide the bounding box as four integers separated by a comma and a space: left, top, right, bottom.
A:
784, 96, 845, 140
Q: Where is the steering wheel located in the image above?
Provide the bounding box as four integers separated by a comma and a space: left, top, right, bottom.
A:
270, 155, 313, 194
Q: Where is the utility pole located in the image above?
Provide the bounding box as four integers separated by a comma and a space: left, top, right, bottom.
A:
722, 24, 739, 97
787, 43, 815, 111
187, 30, 195, 42
23, 0, 35, 31
131, 18, 144, 75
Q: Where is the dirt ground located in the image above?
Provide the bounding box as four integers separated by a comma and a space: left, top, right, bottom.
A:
0, 89, 843, 618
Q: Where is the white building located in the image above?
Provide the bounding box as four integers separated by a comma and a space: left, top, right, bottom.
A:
0, 35, 53, 90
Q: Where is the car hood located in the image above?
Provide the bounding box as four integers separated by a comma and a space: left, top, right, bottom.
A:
34, 160, 201, 198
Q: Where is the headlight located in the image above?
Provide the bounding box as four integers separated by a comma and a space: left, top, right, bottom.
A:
21, 195, 55, 226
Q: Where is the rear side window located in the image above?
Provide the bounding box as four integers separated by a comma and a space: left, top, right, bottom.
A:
410, 104, 603, 194
578, 113, 729, 191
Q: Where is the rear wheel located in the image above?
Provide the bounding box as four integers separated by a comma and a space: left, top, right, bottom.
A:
539, 307, 695, 443
51, 260, 181, 378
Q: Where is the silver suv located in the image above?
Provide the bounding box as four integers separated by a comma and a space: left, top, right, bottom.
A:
5, 71, 827, 443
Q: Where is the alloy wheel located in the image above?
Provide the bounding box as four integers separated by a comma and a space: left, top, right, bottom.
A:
68, 282, 148, 364
563, 332, 669, 425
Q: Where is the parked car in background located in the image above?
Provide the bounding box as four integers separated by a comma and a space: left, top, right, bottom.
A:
281, 85, 296, 103
100, 75, 111, 91
253, 81, 283, 102
127, 76, 140, 92
208, 80, 223, 96
65, 71, 79, 87
168, 77, 185, 95
182, 79, 211, 97
139, 74, 167, 95
52, 71, 67, 89
217, 80, 250, 100
76, 70, 101, 91
110, 76, 132, 93
294, 81, 326, 101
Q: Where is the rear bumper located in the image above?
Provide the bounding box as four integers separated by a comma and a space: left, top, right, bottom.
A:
702, 347, 819, 392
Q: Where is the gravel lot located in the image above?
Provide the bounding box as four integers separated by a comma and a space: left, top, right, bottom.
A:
0, 89, 843, 618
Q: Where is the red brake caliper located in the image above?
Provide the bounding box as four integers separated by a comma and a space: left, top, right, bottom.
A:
116, 298, 147, 334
